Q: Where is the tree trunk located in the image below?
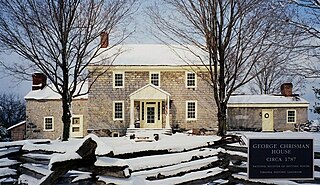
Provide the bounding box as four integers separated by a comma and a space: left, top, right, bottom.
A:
217, 103, 227, 136
62, 97, 72, 141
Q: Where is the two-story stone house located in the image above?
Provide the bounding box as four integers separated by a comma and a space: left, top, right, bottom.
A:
25, 44, 218, 139
87, 44, 218, 136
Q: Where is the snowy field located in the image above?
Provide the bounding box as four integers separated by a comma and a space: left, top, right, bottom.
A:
0, 131, 320, 184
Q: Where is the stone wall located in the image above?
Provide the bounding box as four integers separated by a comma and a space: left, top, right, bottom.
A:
26, 99, 88, 140
227, 107, 308, 131
88, 69, 218, 134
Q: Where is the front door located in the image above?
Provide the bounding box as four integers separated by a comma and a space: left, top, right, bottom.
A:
262, 109, 274, 132
70, 115, 83, 137
141, 101, 162, 128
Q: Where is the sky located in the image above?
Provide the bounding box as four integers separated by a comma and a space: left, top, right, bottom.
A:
0, 1, 319, 121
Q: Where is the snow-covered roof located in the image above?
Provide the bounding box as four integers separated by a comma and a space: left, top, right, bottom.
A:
24, 82, 88, 100
7, 121, 26, 131
91, 44, 208, 66
228, 94, 309, 107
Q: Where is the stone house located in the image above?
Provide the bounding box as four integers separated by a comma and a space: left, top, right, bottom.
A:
227, 83, 309, 131
24, 44, 218, 139
87, 44, 218, 136
25, 73, 88, 140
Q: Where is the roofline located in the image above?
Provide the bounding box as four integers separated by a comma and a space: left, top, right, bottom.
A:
88, 65, 210, 72
7, 121, 26, 130
129, 83, 171, 98
227, 103, 309, 108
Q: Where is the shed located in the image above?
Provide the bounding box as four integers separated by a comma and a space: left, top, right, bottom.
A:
7, 121, 26, 141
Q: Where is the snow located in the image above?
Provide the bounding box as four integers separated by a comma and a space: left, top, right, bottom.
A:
18, 174, 39, 185
21, 163, 51, 176
0, 146, 21, 158
127, 148, 223, 171
49, 152, 81, 170
228, 94, 309, 105
24, 81, 88, 100
0, 158, 19, 167
0, 167, 16, 177
71, 173, 92, 183
95, 157, 128, 167
91, 44, 207, 66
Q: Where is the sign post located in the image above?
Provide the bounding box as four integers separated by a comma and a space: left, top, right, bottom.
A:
248, 138, 313, 180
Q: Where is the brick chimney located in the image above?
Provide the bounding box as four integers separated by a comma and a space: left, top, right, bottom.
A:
281, 83, 293, 97
100, 32, 109, 48
32, 73, 47, 90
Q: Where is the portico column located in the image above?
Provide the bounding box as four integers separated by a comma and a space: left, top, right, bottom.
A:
165, 96, 171, 129
129, 99, 135, 128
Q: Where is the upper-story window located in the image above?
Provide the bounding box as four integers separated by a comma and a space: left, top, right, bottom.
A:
113, 72, 124, 88
287, 110, 296, 123
150, 72, 160, 87
44, 116, 54, 131
186, 72, 196, 88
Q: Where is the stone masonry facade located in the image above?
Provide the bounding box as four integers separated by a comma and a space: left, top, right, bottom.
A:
88, 67, 218, 135
227, 107, 308, 131
26, 99, 88, 140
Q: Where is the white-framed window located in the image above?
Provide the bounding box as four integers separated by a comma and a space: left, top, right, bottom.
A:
113, 72, 124, 88
287, 110, 296, 123
113, 101, 124, 120
43, 116, 54, 131
186, 72, 197, 88
150, 72, 160, 87
186, 101, 197, 120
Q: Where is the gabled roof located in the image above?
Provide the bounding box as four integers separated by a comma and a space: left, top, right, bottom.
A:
228, 94, 309, 108
25, 82, 88, 100
129, 84, 170, 100
91, 44, 208, 66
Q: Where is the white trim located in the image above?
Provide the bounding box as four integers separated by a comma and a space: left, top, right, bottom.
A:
287, 109, 296, 124
88, 65, 209, 72
113, 71, 124, 88
113, 101, 124, 121
43, 116, 54, 131
186, 101, 197, 121
149, 71, 161, 87
185, 71, 197, 88
227, 103, 309, 108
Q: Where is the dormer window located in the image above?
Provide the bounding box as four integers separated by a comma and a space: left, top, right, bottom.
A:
150, 72, 160, 87
113, 72, 124, 88
186, 72, 196, 88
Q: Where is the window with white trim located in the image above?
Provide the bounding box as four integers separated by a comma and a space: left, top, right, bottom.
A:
150, 72, 160, 87
113, 72, 124, 88
44, 116, 54, 131
287, 110, 296, 123
186, 101, 197, 120
113, 101, 124, 120
186, 72, 196, 88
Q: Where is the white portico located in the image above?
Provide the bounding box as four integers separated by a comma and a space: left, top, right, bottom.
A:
129, 84, 171, 130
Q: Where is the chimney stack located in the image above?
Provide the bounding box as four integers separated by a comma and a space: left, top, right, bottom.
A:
281, 83, 293, 97
32, 73, 47, 91
100, 32, 109, 48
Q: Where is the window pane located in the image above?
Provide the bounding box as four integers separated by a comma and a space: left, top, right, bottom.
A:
45, 118, 53, 130
187, 73, 195, 87
151, 73, 159, 86
187, 102, 196, 119
114, 102, 123, 119
287, 111, 295, 123
115, 74, 123, 87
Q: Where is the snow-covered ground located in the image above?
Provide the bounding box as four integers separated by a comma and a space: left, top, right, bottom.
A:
0, 131, 320, 184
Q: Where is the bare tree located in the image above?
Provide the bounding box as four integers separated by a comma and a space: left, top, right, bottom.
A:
0, 0, 138, 141
149, 0, 299, 135
0, 93, 26, 128
248, 57, 306, 95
